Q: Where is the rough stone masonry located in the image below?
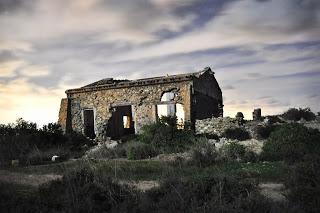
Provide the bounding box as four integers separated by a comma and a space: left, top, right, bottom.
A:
58, 67, 223, 140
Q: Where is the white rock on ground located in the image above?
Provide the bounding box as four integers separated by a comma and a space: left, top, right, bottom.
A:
51, 155, 59, 162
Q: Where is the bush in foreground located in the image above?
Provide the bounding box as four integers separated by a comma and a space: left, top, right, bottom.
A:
222, 128, 250, 141
140, 176, 275, 213
261, 123, 320, 163
38, 167, 276, 213
255, 125, 279, 139
38, 167, 139, 212
221, 142, 246, 162
0, 119, 92, 165
1, 163, 289, 212
286, 155, 320, 212
190, 139, 219, 167
138, 116, 196, 156
127, 142, 159, 160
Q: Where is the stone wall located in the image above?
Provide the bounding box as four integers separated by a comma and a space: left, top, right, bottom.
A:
195, 117, 240, 136
57, 98, 69, 133
66, 81, 192, 139
193, 71, 223, 117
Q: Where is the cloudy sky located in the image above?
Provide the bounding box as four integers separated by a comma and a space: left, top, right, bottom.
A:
0, 0, 319, 126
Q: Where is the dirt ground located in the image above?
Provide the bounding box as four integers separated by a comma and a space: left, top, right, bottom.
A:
0, 170, 62, 187
259, 182, 287, 202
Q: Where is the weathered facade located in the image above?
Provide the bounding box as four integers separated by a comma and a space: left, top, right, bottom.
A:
58, 67, 223, 140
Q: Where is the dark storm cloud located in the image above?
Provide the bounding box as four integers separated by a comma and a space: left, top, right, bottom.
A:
0, 50, 17, 62
0, 0, 22, 13
257, 0, 320, 34
92, 0, 197, 35
253, 0, 320, 33
174, 0, 238, 28
308, 94, 320, 99
0, 0, 34, 14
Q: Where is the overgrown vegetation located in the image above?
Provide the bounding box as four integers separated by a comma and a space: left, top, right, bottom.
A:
282, 107, 316, 121
261, 123, 320, 163
125, 116, 197, 159
38, 167, 139, 212
222, 127, 250, 141
285, 154, 320, 213
141, 176, 276, 213
126, 142, 159, 160
221, 141, 246, 161
1, 162, 283, 213
255, 125, 279, 139
190, 138, 220, 167
0, 118, 91, 166
1, 107, 320, 212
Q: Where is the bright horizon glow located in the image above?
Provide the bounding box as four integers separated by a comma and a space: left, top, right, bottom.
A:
0, 0, 319, 126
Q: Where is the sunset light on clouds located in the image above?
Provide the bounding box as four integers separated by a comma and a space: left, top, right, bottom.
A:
0, 0, 319, 126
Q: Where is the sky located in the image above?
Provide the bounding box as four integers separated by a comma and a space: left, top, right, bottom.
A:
0, 0, 319, 127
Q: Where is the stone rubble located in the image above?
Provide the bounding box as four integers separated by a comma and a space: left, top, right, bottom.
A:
195, 117, 240, 136
208, 138, 264, 154
84, 138, 119, 158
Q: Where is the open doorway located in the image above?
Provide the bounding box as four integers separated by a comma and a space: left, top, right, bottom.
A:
83, 109, 95, 139
106, 105, 135, 139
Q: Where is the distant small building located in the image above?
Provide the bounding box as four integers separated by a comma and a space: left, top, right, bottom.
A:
58, 67, 223, 140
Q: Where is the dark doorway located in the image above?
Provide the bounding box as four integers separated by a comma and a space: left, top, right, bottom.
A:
106, 105, 135, 139
83, 109, 95, 139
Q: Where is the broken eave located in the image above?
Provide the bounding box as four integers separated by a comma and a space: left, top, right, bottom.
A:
66, 75, 195, 94
65, 67, 215, 95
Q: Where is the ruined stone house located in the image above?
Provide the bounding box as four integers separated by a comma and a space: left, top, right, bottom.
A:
58, 67, 223, 140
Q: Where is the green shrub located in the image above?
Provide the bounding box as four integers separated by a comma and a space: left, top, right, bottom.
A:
159, 115, 177, 127
282, 107, 316, 121
197, 133, 219, 140
0, 181, 38, 213
221, 142, 246, 161
190, 139, 220, 167
261, 123, 320, 163
140, 176, 274, 213
0, 119, 92, 165
255, 125, 279, 139
286, 154, 320, 212
127, 142, 159, 160
138, 116, 196, 154
265, 115, 284, 124
139, 121, 172, 145
242, 150, 259, 163
86, 143, 127, 159
222, 128, 250, 141
110, 144, 128, 158
66, 131, 93, 149
38, 167, 139, 213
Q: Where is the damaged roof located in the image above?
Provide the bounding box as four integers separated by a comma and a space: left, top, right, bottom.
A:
66, 67, 215, 94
